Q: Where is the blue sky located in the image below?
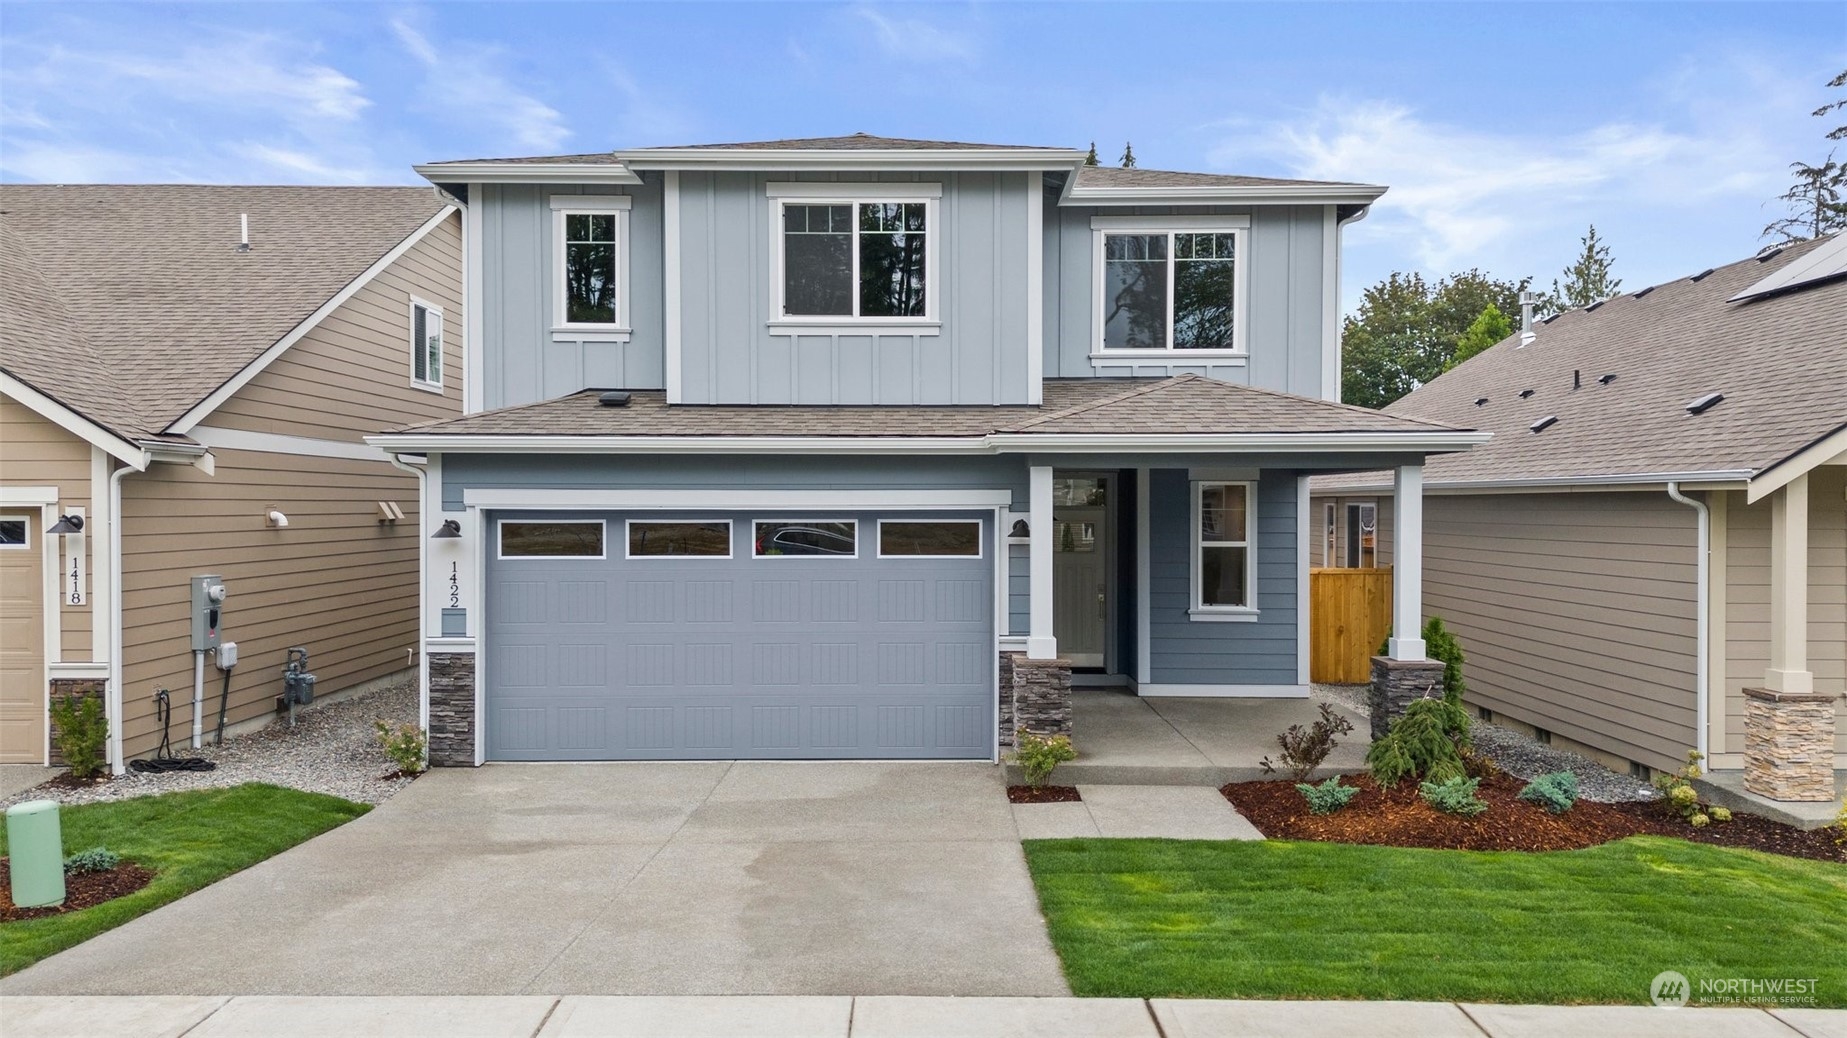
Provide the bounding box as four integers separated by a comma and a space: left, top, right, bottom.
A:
3, 2, 1842, 309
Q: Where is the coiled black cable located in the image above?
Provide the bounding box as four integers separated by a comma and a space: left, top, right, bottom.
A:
128, 688, 216, 773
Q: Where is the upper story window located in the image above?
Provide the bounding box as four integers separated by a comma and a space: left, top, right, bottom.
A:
551, 195, 632, 334
767, 183, 940, 326
1093, 216, 1249, 356
410, 297, 443, 390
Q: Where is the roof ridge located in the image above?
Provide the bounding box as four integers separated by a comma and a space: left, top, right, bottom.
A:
1212, 376, 1463, 431
1002, 377, 1188, 433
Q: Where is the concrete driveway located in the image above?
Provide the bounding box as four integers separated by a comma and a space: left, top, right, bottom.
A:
0, 763, 1069, 997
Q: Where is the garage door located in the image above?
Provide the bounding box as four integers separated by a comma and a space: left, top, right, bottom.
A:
484, 511, 995, 760
0, 513, 46, 763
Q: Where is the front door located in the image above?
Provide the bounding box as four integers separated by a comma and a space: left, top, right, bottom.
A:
1052, 476, 1108, 669
0, 513, 45, 763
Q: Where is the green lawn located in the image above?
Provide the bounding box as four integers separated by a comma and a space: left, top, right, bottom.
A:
1, 783, 369, 976
1024, 836, 1847, 1005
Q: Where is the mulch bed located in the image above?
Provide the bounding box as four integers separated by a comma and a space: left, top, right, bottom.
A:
1222, 773, 1846, 864
1009, 785, 1082, 804
34, 772, 112, 792
0, 858, 155, 922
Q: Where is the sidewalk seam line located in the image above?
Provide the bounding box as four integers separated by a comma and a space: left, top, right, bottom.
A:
1142, 998, 1170, 1038
529, 996, 562, 1038
846, 995, 858, 1037
1453, 1002, 1496, 1037
174, 995, 235, 1037
1765, 1006, 1822, 1037
1141, 700, 1219, 768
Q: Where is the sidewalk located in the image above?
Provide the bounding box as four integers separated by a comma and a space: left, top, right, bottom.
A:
4, 994, 1840, 1038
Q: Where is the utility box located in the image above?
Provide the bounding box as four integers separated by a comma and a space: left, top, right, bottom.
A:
190, 575, 228, 651
6, 800, 65, 909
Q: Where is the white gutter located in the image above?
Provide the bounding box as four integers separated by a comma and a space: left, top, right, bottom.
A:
1666, 482, 1711, 764
413, 163, 643, 186
1064, 184, 1387, 207
387, 453, 432, 735
1317, 469, 1756, 495
365, 430, 1491, 456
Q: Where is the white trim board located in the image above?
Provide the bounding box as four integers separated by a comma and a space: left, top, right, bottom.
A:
463, 193, 485, 414
462, 488, 1014, 510
1136, 683, 1311, 698
191, 426, 390, 463
663, 171, 683, 404
374, 430, 1492, 455
167, 206, 459, 434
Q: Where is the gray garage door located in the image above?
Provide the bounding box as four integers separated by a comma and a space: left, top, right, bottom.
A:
484, 510, 995, 760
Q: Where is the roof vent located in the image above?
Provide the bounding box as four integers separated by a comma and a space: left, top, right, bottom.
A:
1541, 312, 1562, 324
1597, 373, 1617, 385
1585, 298, 1607, 312
1685, 392, 1724, 415
598, 391, 632, 407
1474, 397, 1489, 407
1573, 369, 1581, 390
1758, 246, 1784, 263
1530, 415, 1558, 433
236, 213, 251, 253
1633, 285, 1655, 298
1690, 268, 1714, 282
1519, 389, 1535, 399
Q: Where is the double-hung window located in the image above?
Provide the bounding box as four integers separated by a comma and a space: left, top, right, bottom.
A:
551, 195, 632, 335
769, 184, 938, 325
410, 297, 443, 390
1093, 217, 1248, 355
1192, 481, 1256, 617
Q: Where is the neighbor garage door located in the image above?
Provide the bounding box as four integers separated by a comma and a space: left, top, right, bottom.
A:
483, 510, 995, 760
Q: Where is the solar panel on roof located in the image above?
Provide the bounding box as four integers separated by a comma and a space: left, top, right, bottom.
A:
1728, 233, 1847, 302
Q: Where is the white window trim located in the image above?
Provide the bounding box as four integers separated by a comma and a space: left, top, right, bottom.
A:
1322, 502, 1336, 566
624, 519, 734, 560
0, 513, 30, 550
1190, 480, 1258, 619
495, 519, 607, 561
1091, 215, 1250, 357
551, 195, 633, 337
767, 187, 941, 327
409, 296, 444, 393
876, 518, 983, 560
751, 518, 860, 559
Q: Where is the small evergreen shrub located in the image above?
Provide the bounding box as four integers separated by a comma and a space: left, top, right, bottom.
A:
1260, 703, 1355, 782
1651, 749, 1730, 825
1011, 732, 1077, 787
374, 721, 429, 775
1419, 775, 1488, 816
1709, 806, 1731, 823
64, 847, 121, 875
1366, 697, 1470, 787
1832, 797, 1847, 848
1517, 771, 1579, 814
1296, 777, 1360, 815
50, 693, 108, 780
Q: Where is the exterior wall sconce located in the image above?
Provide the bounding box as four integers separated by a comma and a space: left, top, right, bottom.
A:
1009, 519, 1030, 538
431, 519, 462, 539
47, 515, 85, 534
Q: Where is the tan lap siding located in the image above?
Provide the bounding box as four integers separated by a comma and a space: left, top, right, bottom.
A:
1422, 492, 1698, 773
206, 212, 464, 440
1723, 467, 1847, 757
0, 394, 93, 661
118, 447, 419, 759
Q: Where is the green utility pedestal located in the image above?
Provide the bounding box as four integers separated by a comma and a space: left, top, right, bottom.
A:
6, 799, 65, 908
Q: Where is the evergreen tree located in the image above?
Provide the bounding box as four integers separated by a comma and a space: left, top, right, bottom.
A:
1762, 156, 1847, 244
1449, 304, 1515, 369
1119, 142, 1136, 168
1813, 68, 1847, 141
1084, 142, 1099, 166
1540, 225, 1620, 315
1341, 270, 1530, 409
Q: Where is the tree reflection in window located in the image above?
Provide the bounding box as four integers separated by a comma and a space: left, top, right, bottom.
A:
564, 214, 617, 324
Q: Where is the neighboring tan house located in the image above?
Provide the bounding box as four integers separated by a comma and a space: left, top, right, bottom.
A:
368, 134, 1486, 766
1314, 234, 1847, 793
0, 185, 463, 772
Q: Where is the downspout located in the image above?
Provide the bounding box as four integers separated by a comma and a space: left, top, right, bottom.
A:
106, 462, 137, 776
388, 453, 431, 733
1665, 482, 1709, 764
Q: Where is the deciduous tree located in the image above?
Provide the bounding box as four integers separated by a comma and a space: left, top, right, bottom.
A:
1340, 270, 1529, 409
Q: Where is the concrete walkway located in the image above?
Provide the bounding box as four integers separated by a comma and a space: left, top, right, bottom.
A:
0, 762, 1067, 997
5, 995, 1839, 1038
0, 764, 58, 800
1011, 784, 1264, 839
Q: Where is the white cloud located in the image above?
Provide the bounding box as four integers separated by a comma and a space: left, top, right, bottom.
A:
390, 18, 569, 154
231, 143, 373, 183
852, 6, 977, 64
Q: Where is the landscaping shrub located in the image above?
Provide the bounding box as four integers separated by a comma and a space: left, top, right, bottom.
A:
62, 847, 121, 875
1366, 697, 1470, 787
1260, 702, 1354, 782
1295, 777, 1360, 815
50, 693, 107, 780
1516, 771, 1578, 814
1377, 617, 1468, 710
374, 721, 428, 775
1652, 749, 1731, 825
1461, 747, 1500, 781
1012, 732, 1077, 787
1418, 775, 1488, 816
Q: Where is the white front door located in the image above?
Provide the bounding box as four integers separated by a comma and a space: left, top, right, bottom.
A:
1052, 476, 1108, 668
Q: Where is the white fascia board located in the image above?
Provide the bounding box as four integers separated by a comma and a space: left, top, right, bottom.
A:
414, 163, 642, 185
463, 488, 1013, 510
1747, 422, 1847, 503
167, 206, 460, 434
0, 372, 147, 468
986, 431, 1492, 453
617, 149, 1087, 172
1064, 184, 1387, 206
1316, 470, 1757, 496
192, 425, 389, 463
368, 429, 1488, 456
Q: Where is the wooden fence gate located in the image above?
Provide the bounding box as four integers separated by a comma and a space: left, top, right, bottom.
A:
1309, 567, 1393, 684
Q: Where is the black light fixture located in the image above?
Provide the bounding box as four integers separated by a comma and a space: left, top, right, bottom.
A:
430, 519, 462, 539
47, 515, 84, 534
1009, 519, 1030, 538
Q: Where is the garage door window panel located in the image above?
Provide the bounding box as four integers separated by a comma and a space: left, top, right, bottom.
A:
499, 520, 605, 559
628, 520, 733, 558
877, 520, 981, 558
754, 520, 858, 558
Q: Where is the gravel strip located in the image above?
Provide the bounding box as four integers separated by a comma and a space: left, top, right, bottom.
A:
1, 681, 421, 810
1313, 682, 1657, 803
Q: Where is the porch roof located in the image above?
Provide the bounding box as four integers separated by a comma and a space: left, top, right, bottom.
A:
370, 375, 1485, 455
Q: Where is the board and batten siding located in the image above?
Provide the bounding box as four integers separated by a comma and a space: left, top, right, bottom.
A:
0, 393, 93, 661
1721, 467, 1847, 759
1045, 202, 1334, 398
1145, 468, 1299, 687
208, 212, 466, 440
477, 180, 667, 409
674, 170, 1034, 405
117, 448, 421, 759
1419, 492, 1699, 772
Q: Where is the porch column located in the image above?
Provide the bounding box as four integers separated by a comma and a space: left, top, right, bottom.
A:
1388, 462, 1427, 661
1764, 473, 1812, 694
1027, 464, 1057, 660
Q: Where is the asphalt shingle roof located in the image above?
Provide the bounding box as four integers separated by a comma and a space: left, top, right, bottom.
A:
1072, 166, 1379, 191
1316, 235, 1847, 490
0, 185, 447, 437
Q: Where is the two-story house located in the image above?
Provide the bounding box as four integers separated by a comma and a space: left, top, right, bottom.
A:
370, 135, 1484, 765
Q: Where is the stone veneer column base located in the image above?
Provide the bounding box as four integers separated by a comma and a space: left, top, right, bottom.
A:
1368, 656, 1446, 741
47, 678, 107, 767
1002, 652, 1072, 746
427, 653, 477, 768
1742, 687, 1838, 802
